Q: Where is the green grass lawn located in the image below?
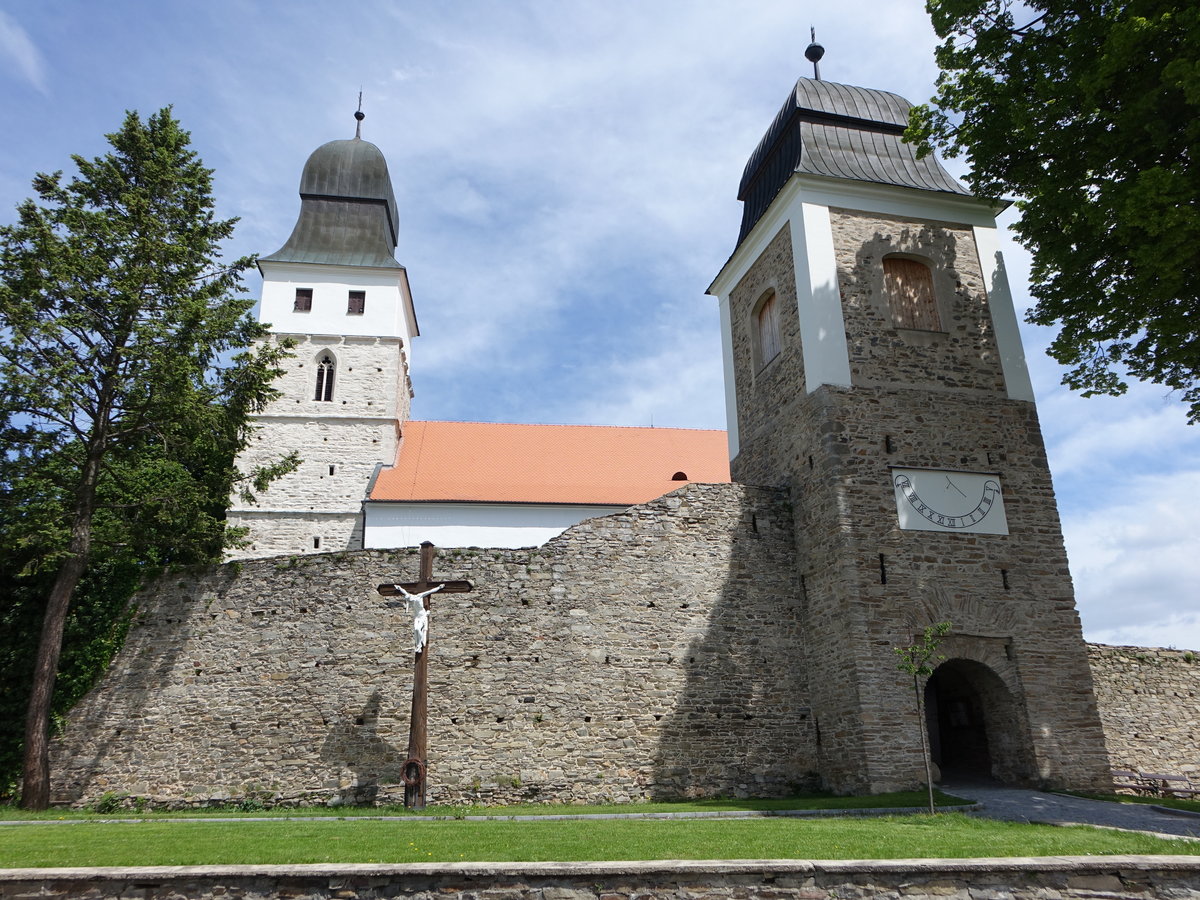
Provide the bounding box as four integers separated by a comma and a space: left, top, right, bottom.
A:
0, 813, 1196, 867
0, 790, 969, 820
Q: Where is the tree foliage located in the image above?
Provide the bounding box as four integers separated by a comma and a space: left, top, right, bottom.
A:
0, 108, 294, 807
908, 0, 1200, 420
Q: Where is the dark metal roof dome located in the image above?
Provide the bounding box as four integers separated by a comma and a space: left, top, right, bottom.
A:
736, 78, 971, 243
261, 137, 402, 269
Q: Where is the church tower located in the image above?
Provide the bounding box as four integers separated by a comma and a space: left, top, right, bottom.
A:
228, 114, 418, 558
709, 77, 1112, 792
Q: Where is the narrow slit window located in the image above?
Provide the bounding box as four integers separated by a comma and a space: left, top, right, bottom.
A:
294, 288, 313, 312
348, 290, 366, 315
756, 292, 781, 366
884, 257, 940, 331
314, 354, 335, 402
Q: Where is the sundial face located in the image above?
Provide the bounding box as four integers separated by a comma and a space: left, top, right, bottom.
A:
891, 467, 1009, 535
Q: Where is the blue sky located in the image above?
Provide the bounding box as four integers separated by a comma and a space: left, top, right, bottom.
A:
2, 1, 1197, 649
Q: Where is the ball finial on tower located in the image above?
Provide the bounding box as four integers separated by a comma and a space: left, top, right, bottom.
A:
354, 90, 365, 139
805, 27, 825, 81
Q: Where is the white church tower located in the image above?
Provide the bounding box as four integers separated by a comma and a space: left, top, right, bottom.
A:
228, 111, 418, 558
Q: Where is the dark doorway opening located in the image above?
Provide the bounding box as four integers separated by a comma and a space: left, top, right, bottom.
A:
924, 658, 1031, 785
926, 662, 990, 777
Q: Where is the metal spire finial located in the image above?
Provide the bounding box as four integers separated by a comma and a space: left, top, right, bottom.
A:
354, 90, 365, 139
805, 26, 825, 81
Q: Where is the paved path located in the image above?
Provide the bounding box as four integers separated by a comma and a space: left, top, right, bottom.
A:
942, 779, 1200, 839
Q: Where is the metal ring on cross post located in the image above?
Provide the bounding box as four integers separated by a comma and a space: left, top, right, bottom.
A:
401, 757, 425, 787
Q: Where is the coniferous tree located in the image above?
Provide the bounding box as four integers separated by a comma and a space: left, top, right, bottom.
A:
0, 108, 294, 809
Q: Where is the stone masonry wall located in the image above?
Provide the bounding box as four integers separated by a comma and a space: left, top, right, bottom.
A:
829, 208, 1006, 394
51, 483, 814, 808
228, 333, 409, 560
727, 223, 803, 489
6, 859, 1200, 900
789, 385, 1111, 793
1089, 643, 1200, 777
726, 203, 1110, 795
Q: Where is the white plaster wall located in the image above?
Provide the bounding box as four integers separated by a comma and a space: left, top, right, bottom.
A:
363, 502, 626, 549
972, 225, 1035, 402
257, 261, 417, 348
790, 201, 852, 392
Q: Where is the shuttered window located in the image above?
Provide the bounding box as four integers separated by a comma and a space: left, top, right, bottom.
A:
757, 292, 781, 366
884, 258, 940, 331
348, 290, 365, 315
294, 288, 313, 312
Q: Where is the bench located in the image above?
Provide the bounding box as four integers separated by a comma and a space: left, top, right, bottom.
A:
1111, 769, 1148, 793
1138, 772, 1200, 799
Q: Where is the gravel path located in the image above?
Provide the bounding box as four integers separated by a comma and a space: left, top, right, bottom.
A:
942, 778, 1200, 839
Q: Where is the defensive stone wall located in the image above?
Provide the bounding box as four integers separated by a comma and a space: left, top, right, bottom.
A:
1089, 643, 1200, 777
51, 483, 813, 808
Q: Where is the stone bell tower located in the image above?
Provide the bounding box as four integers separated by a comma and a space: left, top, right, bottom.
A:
228, 112, 418, 559
708, 76, 1112, 792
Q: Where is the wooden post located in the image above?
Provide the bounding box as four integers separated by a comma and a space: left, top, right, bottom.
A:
377, 541, 472, 809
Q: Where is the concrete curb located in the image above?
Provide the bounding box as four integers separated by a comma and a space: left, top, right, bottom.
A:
0, 804, 979, 826
3, 855, 1200, 880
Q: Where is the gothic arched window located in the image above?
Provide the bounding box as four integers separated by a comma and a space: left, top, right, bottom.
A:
884, 256, 941, 331
314, 354, 335, 402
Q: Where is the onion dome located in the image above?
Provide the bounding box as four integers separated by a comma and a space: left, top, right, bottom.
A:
261, 132, 402, 269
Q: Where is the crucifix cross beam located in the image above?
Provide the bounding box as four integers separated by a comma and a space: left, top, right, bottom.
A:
377, 541, 472, 599
374, 541, 472, 810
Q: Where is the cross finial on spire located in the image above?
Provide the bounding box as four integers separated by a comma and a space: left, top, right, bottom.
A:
354, 90, 365, 139
805, 27, 825, 81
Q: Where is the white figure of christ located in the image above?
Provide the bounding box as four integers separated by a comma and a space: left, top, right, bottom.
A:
394, 583, 444, 653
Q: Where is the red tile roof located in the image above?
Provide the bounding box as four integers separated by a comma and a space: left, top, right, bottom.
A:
370, 420, 730, 505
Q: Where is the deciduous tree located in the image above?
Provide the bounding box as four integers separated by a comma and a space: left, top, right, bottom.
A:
0, 108, 293, 809
895, 621, 951, 815
908, 0, 1200, 420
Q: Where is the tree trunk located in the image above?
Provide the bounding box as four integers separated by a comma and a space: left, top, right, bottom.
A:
19, 453, 101, 810
915, 675, 936, 815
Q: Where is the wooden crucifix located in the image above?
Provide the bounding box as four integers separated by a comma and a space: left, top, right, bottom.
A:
377, 541, 472, 808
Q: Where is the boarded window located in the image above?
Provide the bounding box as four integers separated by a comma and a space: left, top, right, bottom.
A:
314, 354, 335, 402
884, 258, 940, 331
294, 288, 313, 312
756, 292, 781, 366
348, 290, 366, 315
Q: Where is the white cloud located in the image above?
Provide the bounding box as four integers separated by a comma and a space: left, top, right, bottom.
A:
0, 11, 46, 94
1066, 470, 1200, 649
3, 0, 1196, 652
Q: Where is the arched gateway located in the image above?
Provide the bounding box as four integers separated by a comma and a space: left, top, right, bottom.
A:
926, 658, 1034, 785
